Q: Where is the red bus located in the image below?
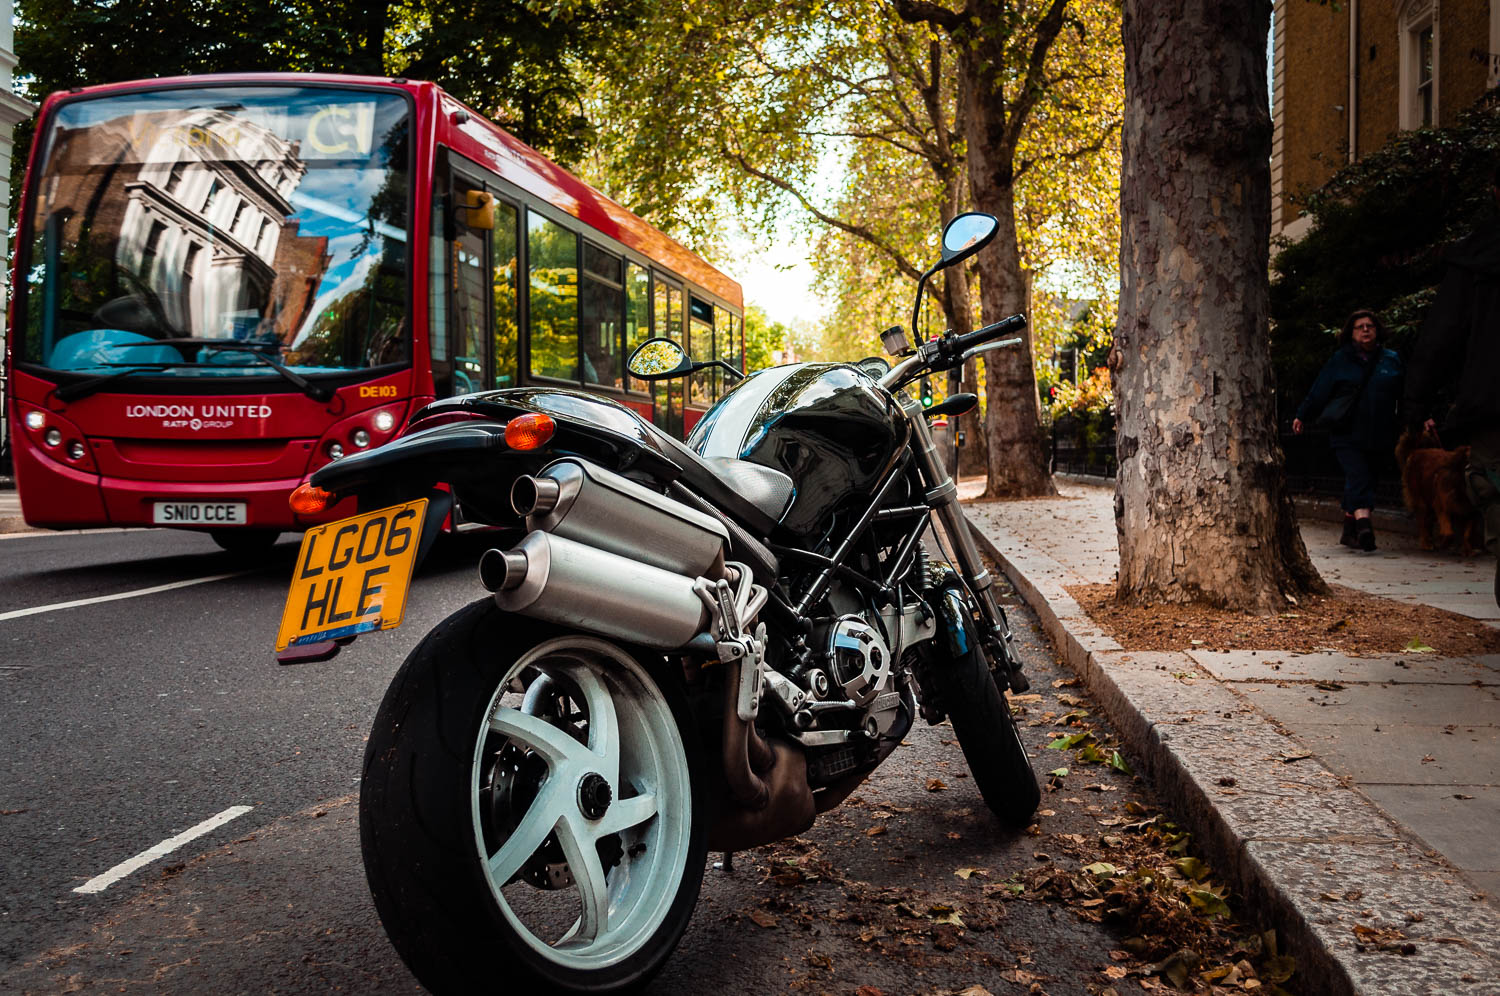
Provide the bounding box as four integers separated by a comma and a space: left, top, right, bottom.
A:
6, 73, 743, 550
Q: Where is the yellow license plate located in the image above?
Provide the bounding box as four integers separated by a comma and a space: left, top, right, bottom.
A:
275, 499, 427, 651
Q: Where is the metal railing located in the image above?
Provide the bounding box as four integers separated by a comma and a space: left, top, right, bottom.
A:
1049, 420, 1405, 508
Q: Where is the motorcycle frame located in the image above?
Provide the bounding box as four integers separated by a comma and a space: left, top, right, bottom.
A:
760, 379, 1010, 667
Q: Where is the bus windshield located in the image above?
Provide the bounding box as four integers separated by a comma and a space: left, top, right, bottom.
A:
17, 85, 411, 386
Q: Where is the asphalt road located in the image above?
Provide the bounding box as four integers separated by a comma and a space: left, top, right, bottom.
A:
1, 525, 1181, 995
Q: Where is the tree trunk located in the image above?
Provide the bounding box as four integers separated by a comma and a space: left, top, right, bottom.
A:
966, 134, 1054, 498
939, 265, 987, 479
1114, 0, 1324, 612
958, 11, 1056, 499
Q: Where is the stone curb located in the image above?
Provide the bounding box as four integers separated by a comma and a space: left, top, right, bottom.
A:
970, 519, 1500, 996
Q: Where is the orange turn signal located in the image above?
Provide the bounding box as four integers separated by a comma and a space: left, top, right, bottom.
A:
289, 482, 333, 514
504, 412, 556, 451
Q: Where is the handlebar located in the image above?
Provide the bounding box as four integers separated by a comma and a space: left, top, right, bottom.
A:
948, 314, 1028, 358
876, 312, 1028, 393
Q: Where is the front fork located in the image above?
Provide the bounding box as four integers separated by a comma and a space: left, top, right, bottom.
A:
900, 395, 1029, 692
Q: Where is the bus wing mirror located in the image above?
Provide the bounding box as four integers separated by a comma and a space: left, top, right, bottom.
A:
627, 337, 693, 379
461, 189, 495, 230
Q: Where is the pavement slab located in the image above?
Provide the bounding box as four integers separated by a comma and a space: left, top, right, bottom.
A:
1188, 649, 1500, 684
966, 478, 1500, 995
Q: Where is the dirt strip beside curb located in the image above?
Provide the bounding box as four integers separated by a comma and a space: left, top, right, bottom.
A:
971, 520, 1500, 996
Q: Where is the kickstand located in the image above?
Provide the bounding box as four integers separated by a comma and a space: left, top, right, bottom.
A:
714, 851, 735, 873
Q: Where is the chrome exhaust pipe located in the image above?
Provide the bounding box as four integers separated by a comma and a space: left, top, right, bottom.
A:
512, 459, 728, 579
481, 531, 710, 649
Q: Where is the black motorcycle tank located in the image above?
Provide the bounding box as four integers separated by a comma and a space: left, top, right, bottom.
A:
688, 363, 911, 540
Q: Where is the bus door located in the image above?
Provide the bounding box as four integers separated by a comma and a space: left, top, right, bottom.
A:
652, 275, 685, 437
433, 163, 520, 397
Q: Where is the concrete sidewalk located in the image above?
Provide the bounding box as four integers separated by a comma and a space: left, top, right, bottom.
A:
963, 477, 1500, 995
0, 484, 28, 533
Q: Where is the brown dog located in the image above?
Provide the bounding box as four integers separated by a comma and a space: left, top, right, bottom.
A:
1395, 430, 1484, 554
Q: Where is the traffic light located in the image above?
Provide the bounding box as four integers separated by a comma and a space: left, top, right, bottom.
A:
920, 377, 934, 408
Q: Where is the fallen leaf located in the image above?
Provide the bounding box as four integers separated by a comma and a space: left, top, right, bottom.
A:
1047, 731, 1094, 750
1103, 965, 1127, 979
1109, 750, 1133, 774
1278, 751, 1312, 764
926, 778, 947, 792
954, 867, 989, 880
1404, 637, 1435, 653
748, 909, 778, 928
1048, 767, 1070, 778
1083, 783, 1118, 792
1186, 889, 1230, 917
865, 825, 887, 837
1173, 856, 1210, 881
855, 987, 886, 996
1082, 862, 1119, 878
1454, 793, 1474, 800
1421, 755, 1436, 764
1314, 680, 1345, 690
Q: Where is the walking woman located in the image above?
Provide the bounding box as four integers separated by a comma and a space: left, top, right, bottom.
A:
1291, 310, 1404, 550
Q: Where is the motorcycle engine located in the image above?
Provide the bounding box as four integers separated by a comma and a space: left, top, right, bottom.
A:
822, 616, 890, 707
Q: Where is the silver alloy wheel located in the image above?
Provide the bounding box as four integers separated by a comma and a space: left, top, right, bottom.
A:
470, 636, 692, 970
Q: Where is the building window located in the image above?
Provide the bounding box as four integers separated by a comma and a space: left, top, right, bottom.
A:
1399, 1, 1437, 130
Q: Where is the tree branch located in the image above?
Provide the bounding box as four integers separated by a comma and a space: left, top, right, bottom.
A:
725, 148, 925, 280
891, 0, 963, 33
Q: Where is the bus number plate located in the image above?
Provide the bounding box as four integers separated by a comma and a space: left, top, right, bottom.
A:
152, 501, 248, 525
274, 499, 427, 651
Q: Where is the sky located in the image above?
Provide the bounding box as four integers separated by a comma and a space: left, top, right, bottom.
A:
723, 226, 824, 330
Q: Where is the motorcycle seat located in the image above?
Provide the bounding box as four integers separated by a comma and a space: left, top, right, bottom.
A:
639, 422, 795, 536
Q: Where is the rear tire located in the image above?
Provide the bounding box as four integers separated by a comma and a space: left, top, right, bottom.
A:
360, 599, 706, 995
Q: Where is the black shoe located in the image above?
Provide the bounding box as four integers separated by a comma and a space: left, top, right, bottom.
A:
1356, 519, 1376, 551
1339, 516, 1358, 548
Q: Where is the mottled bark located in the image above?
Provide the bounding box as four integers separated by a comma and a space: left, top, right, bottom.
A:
1113, 0, 1324, 611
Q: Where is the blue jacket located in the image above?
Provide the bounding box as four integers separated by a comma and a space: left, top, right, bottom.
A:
1295, 344, 1404, 449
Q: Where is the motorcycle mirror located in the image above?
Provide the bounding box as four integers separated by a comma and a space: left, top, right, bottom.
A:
627, 337, 693, 380
938, 212, 999, 267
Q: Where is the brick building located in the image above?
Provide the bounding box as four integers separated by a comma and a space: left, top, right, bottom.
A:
1271, 0, 1500, 240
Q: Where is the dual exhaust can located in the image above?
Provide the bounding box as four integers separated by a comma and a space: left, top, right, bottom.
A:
480, 458, 731, 648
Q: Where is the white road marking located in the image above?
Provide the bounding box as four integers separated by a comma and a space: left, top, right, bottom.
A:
73, 806, 254, 894
0, 571, 252, 622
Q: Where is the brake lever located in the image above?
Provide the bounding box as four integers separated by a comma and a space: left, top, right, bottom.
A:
959, 336, 1023, 364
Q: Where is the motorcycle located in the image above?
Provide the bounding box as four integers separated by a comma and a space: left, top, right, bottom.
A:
273, 211, 1040, 994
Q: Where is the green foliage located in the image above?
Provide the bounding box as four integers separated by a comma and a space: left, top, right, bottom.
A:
1269, 103, 1500, 421
13, 0, 633, 191
741, 304, 787, 373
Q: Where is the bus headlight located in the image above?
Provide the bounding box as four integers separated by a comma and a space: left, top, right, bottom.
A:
373, 410, 396, 433
25, 411, 45, 431
67, 441, 86, 460
352, 428, 371, 448
44, 428, 62, 447
327, 441, 345, 460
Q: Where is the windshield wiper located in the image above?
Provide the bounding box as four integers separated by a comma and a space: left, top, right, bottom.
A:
96, 338, 334, 403
55, 364, 173, 402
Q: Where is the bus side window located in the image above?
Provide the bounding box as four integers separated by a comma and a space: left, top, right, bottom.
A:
528, 213, 579, 381
581, 243, 623, 390
714, 304, 733, 397
624, 262, 651, 394
689, 295, 713, 406
492, 199, 519, 388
